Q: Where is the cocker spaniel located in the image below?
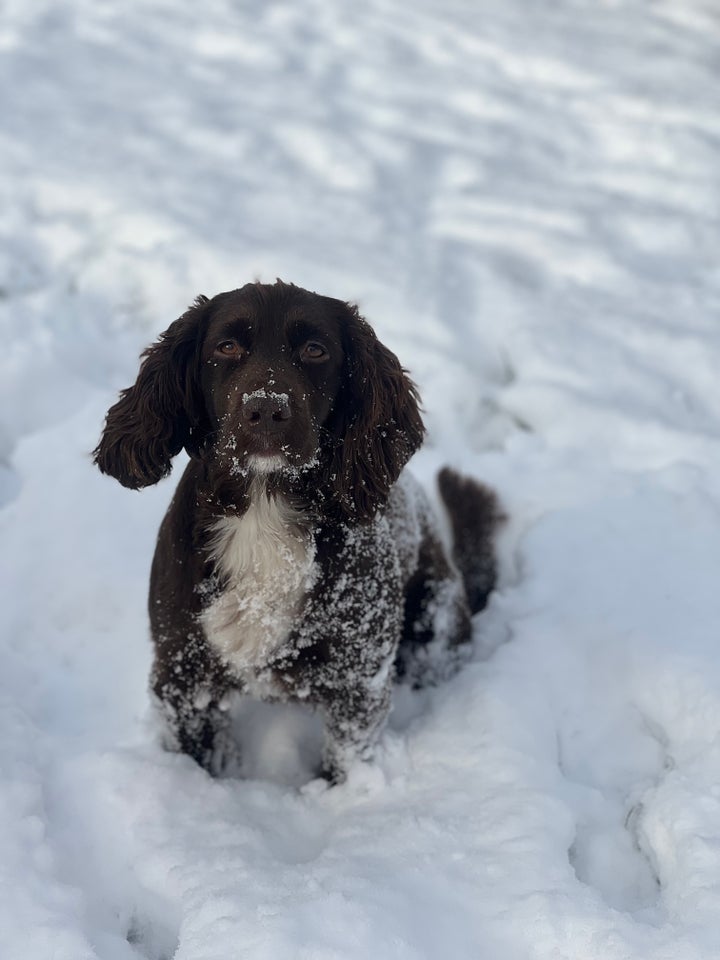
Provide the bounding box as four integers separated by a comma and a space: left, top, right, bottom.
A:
94, 280, 501, 782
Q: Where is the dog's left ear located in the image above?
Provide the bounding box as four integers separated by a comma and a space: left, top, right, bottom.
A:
324, 304, 425, 521
93, 297, 210, 489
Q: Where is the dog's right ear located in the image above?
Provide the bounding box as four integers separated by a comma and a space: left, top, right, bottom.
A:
93, 296, 209, 489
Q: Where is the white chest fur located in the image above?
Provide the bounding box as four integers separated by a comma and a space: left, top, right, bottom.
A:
201, 492, 315, 675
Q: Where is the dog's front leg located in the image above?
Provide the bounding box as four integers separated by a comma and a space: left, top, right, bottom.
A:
317, 678, 393, 784
150, 637, 237, 776
304, 522, 403, 783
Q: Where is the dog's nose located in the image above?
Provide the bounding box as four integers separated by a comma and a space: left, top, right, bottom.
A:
241, 389, 291, 428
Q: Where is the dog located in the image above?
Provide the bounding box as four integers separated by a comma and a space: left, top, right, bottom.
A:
94, 280, 502, 782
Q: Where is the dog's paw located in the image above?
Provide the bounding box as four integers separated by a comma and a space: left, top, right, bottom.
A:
207, 727, 243, 778
314, 757, 345, 786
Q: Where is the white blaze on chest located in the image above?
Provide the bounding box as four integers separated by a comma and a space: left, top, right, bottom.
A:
201, 493, 315, 674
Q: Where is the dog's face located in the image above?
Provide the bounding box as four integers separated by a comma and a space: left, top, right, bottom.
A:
199, 284, 345, 476
94, 280, 425, 520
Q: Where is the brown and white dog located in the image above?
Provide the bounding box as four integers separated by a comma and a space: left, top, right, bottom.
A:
94, 280, 501, 782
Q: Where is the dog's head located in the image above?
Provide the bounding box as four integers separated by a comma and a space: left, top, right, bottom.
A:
94, 280, 424, 520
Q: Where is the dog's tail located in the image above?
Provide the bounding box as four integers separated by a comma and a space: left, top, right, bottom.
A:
437, 467, 504, 615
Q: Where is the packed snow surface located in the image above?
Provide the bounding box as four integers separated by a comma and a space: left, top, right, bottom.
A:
2, 0, 720, 957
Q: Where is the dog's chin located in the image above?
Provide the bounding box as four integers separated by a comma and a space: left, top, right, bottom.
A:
248, 451, 320, 476
218, 427, 320, 479
246, 453, 287, 475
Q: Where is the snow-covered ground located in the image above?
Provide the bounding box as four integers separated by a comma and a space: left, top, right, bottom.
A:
2, 0, 720, 956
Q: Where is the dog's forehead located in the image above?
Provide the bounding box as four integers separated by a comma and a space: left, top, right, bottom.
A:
206, 284, 342, 337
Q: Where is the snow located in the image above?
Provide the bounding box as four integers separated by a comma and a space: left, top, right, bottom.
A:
2, 0, 720, 956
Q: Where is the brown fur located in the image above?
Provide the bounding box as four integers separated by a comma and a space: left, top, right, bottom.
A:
94, 280, 501, 782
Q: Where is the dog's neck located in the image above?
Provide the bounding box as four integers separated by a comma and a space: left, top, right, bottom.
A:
197, 451, 326, 524
205, 480, 307, 580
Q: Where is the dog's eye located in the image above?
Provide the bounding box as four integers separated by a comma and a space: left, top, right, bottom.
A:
215, 339, 245, 358
301, 341, 328, 362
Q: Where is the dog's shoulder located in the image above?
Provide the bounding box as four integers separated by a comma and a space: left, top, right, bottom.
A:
384, 469, 435, 580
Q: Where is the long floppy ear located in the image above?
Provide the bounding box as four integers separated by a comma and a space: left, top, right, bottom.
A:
323, 304, 425, 521
93, 297, 209, 489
